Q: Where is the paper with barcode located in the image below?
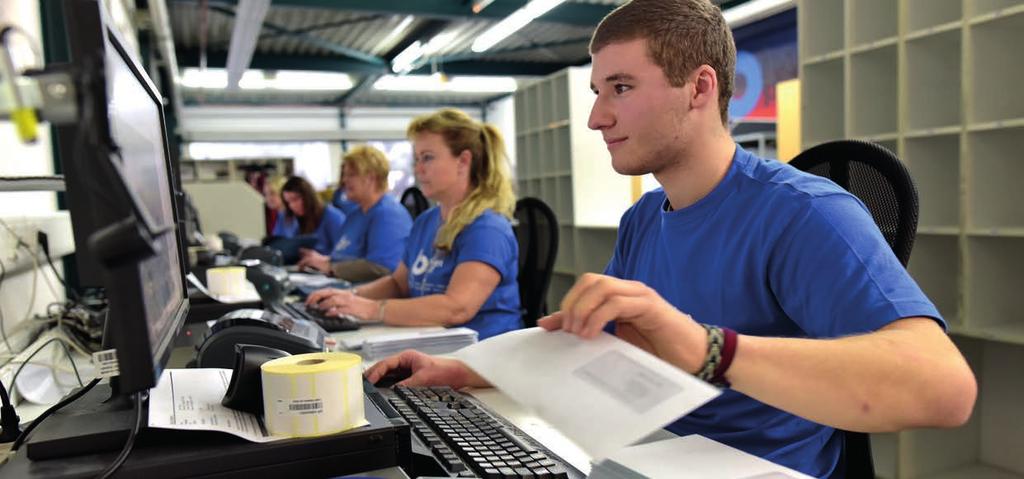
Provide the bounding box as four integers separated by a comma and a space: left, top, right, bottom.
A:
453, 328, 720, 461
148, 368, 278, 443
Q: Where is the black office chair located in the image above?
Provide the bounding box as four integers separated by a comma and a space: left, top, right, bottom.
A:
400, 186, 430, 219
789, 139, 919, 479
513, 197, 559, 328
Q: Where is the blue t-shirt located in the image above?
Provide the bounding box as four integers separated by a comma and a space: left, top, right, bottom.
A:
605, 146, 942, 478
270, 205, 346, 255
332, 188, 360, 216
330, 195, 413, 271
403, 207, 521, 339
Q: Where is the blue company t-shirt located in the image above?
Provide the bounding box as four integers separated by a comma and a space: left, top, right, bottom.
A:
403, 207, 521, 339
271, 204, 347, 255
330, 195, 413, 271
605, 146, 942, 478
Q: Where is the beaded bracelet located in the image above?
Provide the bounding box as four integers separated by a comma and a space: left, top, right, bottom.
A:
697, 324, 738, 388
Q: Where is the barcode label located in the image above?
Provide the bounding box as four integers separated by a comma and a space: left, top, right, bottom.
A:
276, 398, 324, 416
92, 349, 120, 378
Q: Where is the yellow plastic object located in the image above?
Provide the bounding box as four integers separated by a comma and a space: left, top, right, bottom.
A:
11, 107, 38, 143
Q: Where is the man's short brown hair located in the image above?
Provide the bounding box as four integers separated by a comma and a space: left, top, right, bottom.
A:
590, 0, 736, 126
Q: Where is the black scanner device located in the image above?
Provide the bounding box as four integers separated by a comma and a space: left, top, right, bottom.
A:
194, 309, 327, 369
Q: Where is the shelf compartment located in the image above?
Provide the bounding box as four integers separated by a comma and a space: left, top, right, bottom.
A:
978, 341, 1024, 474
904, 133, 960, 228
965, 237, 1024, 331
909, 234, 961, 326
850, 0, 899, 47
515, 135, 528, 179
525, 85, 540, 131
540, 128, 555, 174
968, 10, 1024, 124
528, 132, 542, 183
968, 0, 1024, 17
800, 0, 844, 58
539, 80, 554, 127
967, 126, 1024, 229
907, 0, 963, 32
574, 228, 617, 274
552, 73, 570, 123
554, 224, 574, 273
871, 432, 898, 479
553, 125, 571, 173
850, 45, 899, 137
514, 92, 526, 131
801, 57, 845, 147
547, 272, 576, 312
556, 175, 572, 226
906, 29, 962, 130
540, 177, 556, 211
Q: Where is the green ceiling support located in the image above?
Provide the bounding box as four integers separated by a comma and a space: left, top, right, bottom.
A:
209, 5, 386, 66
178, 49, 388, 74
174, 0, 615, 27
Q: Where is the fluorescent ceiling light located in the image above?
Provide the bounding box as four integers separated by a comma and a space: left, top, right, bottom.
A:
225, 0, 271, 89
423, 31, 458, 55
471, 0, 567, 53
181, 68, 352, 91
391, 41, 424, 73
722, 0, 794, 28
379, 15, 415, 50
373, 74, 518, 93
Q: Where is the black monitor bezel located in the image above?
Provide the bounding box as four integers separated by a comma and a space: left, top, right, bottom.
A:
58, 0, 190, 394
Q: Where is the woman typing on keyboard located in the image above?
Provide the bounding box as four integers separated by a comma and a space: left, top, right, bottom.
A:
305, 108, 521, 340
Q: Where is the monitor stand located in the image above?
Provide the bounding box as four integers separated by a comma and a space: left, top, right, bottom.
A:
25, 382, 139, 460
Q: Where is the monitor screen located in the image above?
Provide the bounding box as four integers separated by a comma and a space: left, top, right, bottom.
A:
56, 0, 189, 395
105, 43, 185, 353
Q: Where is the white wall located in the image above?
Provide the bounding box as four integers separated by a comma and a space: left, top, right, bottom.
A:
0, 0, 66, 351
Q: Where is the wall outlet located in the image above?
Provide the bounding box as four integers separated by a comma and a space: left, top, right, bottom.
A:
0, 211, 74, 274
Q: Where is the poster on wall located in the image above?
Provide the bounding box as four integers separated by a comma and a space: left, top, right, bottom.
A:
728, 9, 797, 124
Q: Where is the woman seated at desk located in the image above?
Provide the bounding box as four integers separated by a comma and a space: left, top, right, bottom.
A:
271, 176, 346, 256
297, 145, 414, 282
306, 109, 521, 340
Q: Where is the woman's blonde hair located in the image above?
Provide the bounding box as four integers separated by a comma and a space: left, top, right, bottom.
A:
342, 145, 390, 191
407, 108, 515, 251
265, 175, 287, 195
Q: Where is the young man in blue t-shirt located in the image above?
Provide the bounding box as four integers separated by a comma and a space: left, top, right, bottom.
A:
365, 1, 976, 476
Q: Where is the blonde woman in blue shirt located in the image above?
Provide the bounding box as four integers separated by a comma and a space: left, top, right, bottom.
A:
307, 109, 521, 339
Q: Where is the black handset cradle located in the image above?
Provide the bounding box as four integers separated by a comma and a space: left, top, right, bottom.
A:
194, 309, 326, 368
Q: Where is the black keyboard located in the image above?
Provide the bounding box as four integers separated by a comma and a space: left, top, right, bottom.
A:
384, 385, 583, 479
275, 301, 360, 332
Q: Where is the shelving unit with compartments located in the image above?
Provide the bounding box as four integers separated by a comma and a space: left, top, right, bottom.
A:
799, 0, 1024, 477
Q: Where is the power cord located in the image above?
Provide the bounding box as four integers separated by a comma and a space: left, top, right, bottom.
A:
0, 377, 21, 443
10, 376, 100, 451
96, 392, 143, 479
37, 231, 78, 301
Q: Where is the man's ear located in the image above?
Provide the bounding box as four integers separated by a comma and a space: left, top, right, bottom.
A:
690, 64, 719, 110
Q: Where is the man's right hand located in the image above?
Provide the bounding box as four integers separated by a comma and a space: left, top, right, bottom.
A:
364, 350, 490, 389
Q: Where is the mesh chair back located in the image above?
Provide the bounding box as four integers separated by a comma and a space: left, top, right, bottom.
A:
400, 186, 430, 219
513, 197, 559, 328
789, 140, 920, 478
789, 140, 918, 267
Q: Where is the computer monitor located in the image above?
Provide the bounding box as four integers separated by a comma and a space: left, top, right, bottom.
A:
56, 0, 189, 396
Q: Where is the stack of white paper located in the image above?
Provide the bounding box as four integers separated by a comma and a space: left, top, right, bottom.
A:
362, 327, 478, 359
589, 435, 813, 479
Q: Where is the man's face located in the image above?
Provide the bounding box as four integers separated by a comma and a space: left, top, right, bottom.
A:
588, 38, 693, 176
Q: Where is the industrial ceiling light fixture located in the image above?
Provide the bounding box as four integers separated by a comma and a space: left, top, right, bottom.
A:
722, 0, 794, 28
471, 0, 567, 53
224, 0, 270, 90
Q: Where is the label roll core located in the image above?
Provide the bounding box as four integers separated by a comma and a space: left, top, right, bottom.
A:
260, 352, 366, 437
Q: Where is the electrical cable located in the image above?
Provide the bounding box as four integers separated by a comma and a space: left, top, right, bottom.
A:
10, 376, 100, 451
0, 375, 21, 442
96, 392, 143, 479
0, 257, 11, 354
8, 337, 84, 407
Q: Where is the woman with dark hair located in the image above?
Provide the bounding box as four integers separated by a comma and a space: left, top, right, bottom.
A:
271, 176, 346, 255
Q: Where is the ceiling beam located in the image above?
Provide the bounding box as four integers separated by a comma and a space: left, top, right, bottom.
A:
259, 15, 383, 40
209, 4, 386, 66
408, 60, 566, 76
173, 0, 615, 27
178, 48, 388, 74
